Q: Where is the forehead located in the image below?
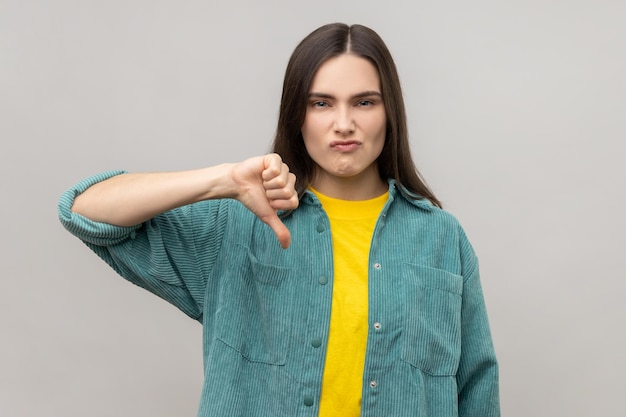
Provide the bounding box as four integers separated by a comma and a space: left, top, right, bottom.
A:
309, 54, 381, 94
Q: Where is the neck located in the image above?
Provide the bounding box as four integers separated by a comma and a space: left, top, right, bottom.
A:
310, 171, 388, 201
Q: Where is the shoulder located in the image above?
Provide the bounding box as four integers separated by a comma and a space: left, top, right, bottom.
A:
394, 193, 463, 231
393, 194, 478, 265
389, 181, 460, 226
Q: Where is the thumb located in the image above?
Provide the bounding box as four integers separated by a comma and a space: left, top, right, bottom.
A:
259, 211, 292, 249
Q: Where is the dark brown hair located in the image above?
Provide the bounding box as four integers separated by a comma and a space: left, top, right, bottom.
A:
271, 23, 441, 208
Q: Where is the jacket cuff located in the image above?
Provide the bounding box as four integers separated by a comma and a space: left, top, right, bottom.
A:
57, 170, 140, 246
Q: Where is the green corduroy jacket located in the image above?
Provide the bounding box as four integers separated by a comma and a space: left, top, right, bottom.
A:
59, 171, 500, 417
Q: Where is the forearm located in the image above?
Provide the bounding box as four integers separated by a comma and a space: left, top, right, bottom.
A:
71, 164, 237, 226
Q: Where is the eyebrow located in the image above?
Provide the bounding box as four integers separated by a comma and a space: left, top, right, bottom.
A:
307, 90, 382, 100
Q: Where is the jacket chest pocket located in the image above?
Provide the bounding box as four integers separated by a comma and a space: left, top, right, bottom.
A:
401, 263, 463, 376
215, 246, 295, 365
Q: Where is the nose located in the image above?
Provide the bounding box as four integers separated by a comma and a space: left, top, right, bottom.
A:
333, 106, 355, 135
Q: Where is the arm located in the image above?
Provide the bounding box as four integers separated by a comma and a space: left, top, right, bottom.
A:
71, 154, 298, 248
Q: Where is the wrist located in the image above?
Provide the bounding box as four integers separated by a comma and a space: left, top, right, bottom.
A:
196, 163, 239, 201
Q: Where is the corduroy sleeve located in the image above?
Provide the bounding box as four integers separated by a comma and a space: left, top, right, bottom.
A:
456, 229, 500, 417
58, 171, 228, 321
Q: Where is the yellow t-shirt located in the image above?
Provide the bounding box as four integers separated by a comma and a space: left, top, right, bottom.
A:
311, 188, 388, 417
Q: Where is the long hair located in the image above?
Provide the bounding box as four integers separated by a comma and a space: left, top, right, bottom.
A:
271, 23, 441, 208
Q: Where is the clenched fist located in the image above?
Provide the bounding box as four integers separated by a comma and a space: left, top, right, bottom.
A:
231, 154, 299, 249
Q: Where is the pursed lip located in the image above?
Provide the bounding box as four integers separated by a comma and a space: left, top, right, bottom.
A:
330, 140, 361, 151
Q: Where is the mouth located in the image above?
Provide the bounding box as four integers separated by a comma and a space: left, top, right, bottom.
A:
330, 140, 361, 152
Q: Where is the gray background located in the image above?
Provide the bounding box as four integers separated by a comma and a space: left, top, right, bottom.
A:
2, 0, 625, 416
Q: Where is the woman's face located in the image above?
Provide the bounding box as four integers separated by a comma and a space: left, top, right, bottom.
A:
301, 53, 387, 196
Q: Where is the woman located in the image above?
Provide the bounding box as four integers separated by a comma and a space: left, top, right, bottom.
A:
59, 23, 499, 417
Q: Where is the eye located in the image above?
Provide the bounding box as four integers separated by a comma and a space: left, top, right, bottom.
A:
311, 101, 329, 108
357, 99, 375, 107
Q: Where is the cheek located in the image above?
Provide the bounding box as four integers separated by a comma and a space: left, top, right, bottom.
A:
372, 116, 387, 156
300, 125, 318, 159
301, 114, 327, 145
367, 113, 387, 143
300, 124, 313, 150
300, 114, 317, 142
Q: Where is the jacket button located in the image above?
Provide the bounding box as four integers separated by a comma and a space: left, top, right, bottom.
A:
311, 338, 322, 348
316, 224, 325, 233
303, 396, 314, 406
318, 276, 328, 285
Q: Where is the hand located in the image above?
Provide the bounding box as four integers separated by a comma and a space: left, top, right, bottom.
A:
231, 154, 299, 248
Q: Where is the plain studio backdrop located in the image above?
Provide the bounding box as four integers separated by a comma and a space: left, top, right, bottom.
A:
1, 1, 624, 416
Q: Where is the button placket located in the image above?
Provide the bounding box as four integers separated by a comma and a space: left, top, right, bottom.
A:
299, 209, 330, 414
